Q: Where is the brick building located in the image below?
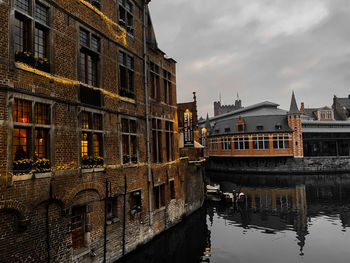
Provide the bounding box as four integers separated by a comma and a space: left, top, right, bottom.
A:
199, 93, 303, 159
0, 1, 204, 262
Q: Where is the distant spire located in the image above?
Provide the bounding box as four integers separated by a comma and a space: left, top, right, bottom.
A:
219, 93, 221, 103
289, 91, 301, 114
237, 92, 240, 99
205, 113, 211, 131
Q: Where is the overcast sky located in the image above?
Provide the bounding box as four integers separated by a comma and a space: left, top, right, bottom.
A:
149, 0, 350, 118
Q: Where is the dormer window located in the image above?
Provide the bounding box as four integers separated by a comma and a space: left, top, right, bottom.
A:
236, 117, 245, 132
256, 125, 264, 131
275, 123, 282, 130
224, 128, 230, 133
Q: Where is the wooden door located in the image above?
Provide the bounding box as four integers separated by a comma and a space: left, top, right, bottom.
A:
71, 206, 85, 249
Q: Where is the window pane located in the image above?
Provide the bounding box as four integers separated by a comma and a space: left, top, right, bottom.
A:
79, 29, 89, 46
15, 0, 30, 13
81, 112, 90, 129
121, 118, 129, 132
35, 3, 49, 25
93, 133, 101, 157
81, 132, 89, 157
14, 99, 31, 123
35, 129, 48, 159
35, 103, 50, 124
34, 27, 47, 58
13, 128, 29, 161
129, 120, 136, 133
91, 35, 100, 52
93, 114, 102, 130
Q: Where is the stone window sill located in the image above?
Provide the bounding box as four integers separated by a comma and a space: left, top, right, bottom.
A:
81, 167, 105, 174
12, 172, 52, 182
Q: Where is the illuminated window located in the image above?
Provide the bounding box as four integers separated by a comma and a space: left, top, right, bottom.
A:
121, 117, 137, 164
81, 111, 103, 158
35, 103, 49, 124
14, 99, 30, 123
12, 98, 51, 165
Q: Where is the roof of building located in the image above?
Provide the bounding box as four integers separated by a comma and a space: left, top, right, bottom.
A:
289, 92, 301, 114
199, 101, 284, 125
209, 115, 292, 136
302, 120, 350, 133
336, 97, 350, 109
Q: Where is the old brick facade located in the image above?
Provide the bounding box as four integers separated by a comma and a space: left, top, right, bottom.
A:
0, 1, 204, 262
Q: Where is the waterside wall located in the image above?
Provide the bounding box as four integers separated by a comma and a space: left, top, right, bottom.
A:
206, 156, 350, 175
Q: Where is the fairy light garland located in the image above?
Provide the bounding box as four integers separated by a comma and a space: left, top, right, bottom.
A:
79, 0, 127, 46
16, 62, 135, 103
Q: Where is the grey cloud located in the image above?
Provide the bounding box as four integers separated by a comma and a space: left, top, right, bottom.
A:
149, 0, 350, 117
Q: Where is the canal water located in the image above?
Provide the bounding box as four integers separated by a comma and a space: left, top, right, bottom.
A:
117, 173, 350, 263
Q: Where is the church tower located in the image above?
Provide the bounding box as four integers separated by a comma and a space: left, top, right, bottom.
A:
288, 92, 304, 158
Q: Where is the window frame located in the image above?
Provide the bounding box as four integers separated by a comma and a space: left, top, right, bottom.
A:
120, 116, 138, 164
80, 110, 104, 159
152, 118, 163, 163
153, 184, 165, 210
12, 96, 52, 169
13, 0, 51, 64
118, 0, 134, 35
118, 49, 135, 99
79, 27, 101, 87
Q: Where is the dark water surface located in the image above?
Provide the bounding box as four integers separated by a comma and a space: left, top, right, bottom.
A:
117, 173, 350, 263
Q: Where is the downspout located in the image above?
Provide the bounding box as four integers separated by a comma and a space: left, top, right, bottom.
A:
122, 175, 127, 255
103, 180, 108, 263
143, 1, 153, 226
46, 182, 53, 263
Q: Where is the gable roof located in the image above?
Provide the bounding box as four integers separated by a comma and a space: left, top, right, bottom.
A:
199, 101, 283, 125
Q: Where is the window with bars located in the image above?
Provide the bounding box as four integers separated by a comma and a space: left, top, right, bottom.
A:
121, 117, 137, 164
14, 0, 50, 65
79, 28, 100, 87
118, 51, 134, 99
118, 0, 133, 34
129, 190, 142, 213
163, 70, 172, 104
12, 98, 51, 163
152, 118, 163, 163
80, 111, 103, 158
150, 62, 160, 100
165, 121, 174, 161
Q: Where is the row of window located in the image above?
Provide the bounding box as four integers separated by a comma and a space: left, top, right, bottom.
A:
72, 179, 175, 250
12, 98, 175, 168
14, 1, 171, 102
150, 62, 174, 105
210, 136, 290, 151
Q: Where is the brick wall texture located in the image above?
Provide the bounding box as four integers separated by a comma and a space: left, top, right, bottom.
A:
0, 1, 204, 262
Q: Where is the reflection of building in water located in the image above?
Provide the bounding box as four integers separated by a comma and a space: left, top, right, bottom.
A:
215, 185, 308, 255
241, 185, 307, 215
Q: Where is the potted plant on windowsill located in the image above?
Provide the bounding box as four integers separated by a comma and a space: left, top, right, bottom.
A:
93, 156, 105, 172
15, 51, 50, 73
12, 159, 33, 175
82, 155, 94, 172
33, 158, 52, 178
